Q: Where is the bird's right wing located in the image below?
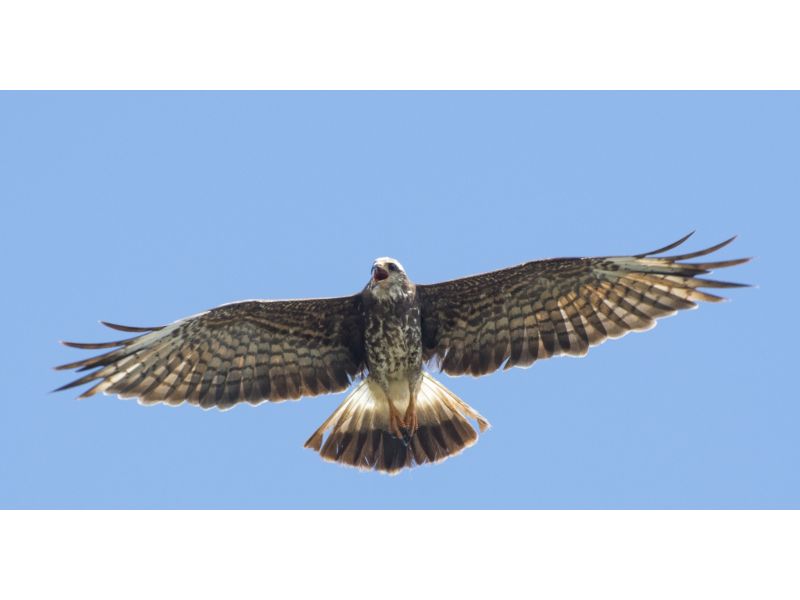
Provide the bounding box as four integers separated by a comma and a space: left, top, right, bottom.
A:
55, 296, 366, 409
417, 233, 750, 377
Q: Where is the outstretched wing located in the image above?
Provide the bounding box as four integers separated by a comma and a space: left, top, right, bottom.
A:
417, 233, 750, 377
55, 296, 366, 409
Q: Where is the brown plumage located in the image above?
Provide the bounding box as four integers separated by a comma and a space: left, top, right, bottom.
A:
55, 233, 749, 474
56, 298, 366, 407
417, 232, 749, 376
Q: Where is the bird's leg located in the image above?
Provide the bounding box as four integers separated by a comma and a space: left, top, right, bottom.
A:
387, 398, 407, 441
403, 384, 418, 437
376, 379, 407, 441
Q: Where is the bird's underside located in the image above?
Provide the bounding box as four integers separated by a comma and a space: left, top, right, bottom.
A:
55, 233, 749, 474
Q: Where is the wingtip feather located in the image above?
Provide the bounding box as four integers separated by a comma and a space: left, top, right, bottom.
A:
636, 231, 695, 257
52, 379, 86, 393
100, 321, 162, 333
60, 339, 127, 350
666, 235, 738, 261
688, 257, 751, 270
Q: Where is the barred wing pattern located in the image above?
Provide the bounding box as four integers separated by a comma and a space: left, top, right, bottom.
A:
417, 233, 749, 377
55, 296, 366, 409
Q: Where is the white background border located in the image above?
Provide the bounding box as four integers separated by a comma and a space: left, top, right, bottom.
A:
1, 0, 799, 89
2, 511, 799, 599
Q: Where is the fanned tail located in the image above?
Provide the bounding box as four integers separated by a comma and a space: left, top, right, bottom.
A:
304, 372, 489, 474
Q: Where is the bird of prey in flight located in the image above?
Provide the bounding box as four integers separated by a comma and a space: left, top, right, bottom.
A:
56, 233, 749, 474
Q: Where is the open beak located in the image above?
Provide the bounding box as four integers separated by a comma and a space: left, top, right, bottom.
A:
373, 266, 389, 282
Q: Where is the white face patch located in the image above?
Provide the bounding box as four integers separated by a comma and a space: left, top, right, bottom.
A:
372, 257, 406, 273
369, 257, 410, 301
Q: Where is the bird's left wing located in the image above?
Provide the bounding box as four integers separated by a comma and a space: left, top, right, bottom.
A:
417, 233, 749, 377
55, 296, 366, 409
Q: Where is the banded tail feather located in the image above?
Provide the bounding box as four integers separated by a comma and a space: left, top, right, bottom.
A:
304, 372, 490, 474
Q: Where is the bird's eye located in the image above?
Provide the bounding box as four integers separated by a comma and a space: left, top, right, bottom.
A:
387, 263, 398, 272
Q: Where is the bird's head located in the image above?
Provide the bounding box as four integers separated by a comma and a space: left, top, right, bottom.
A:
368, 257, 409, 296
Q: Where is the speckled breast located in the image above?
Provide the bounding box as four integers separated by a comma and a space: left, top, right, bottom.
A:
363, 292, 422, 385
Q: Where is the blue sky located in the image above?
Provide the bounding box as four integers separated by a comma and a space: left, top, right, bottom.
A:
0, 92, 796, 508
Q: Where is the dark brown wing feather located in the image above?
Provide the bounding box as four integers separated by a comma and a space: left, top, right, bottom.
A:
417, 233, 750, 377
55, 296, 366, 409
